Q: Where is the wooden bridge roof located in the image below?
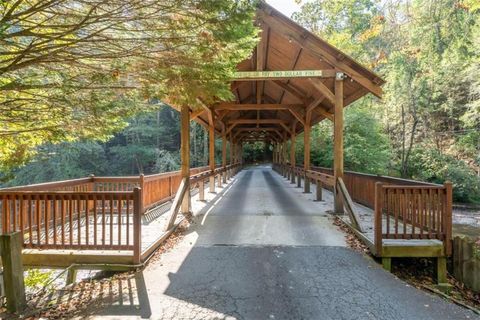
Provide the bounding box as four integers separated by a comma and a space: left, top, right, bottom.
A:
193, 1, 384, 143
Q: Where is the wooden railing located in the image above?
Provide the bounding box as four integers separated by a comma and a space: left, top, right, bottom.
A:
0, 165, 223, 214
374, 182, 453, 255
0, 189, 143, 261
0, 164, 241, 262
274, 163, 453, 255
308, 166, 438, 209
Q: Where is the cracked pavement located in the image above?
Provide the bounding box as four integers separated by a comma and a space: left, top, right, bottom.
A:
82, 166, 479, 320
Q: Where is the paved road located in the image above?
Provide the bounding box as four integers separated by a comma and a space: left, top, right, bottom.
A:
83, 166, 478, 320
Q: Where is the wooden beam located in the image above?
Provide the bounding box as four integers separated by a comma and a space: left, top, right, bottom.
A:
229, 119, 286, 125
256, 27, 269, 104
190, 108, 204, 120
306, 97, 333, 121
279, 122, 292, 135
258, 9, 383, 98
304, 109, 313, 170
290, 122, 297, 168
334, 75, 344, 213
229, 133, 234, 165
207, 109, 216, 193
226, 123, 237, 135
308, 78, 335, 104
180, 105, 191, 214
214, 103, 304, 110
216, 110, 229, 121
303, 108, 313, 193
272, 80, 307, 102
279, 48, 302, 104
287, 107, 306, 126
222, 134, 227, 182
232, 127, 284, 140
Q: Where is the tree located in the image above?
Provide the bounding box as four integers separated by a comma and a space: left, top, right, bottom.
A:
4, 142, 108, 186
0, 0, 258, 170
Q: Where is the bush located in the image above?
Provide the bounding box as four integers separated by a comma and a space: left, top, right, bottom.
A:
408, 147, 480, 203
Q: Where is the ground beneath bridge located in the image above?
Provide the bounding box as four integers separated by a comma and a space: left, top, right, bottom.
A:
80, 166, 477, 320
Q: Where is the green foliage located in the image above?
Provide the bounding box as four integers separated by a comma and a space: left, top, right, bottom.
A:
3, 142, 108, 186
408, 147, 480, 203
2, 105, 211, 186
293, 0, 480, 202
0, 0, 258, 170
24, 269, 54, 290
243, 142, 269, 163
304, 105, 391, 174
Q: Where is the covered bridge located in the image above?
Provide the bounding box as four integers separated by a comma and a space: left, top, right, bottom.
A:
0, 1, 452, 291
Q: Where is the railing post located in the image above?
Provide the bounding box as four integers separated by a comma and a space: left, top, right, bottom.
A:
209, 172, 216, 193
133, 187, 142, 264
0, 231, 26, 312
89, 173, 95, 191
139, 174, 145, 214
444, 181, 453, 256
199, 178, 205, 201
374, 182, 383, 256
297, 170, 301, 188
304, 174, 310, 193
217, 171, 222, 188
316, 180, 323, 201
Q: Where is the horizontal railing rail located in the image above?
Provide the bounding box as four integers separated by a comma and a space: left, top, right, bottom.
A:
374, 182, 452, 255
309, 166, 440, 209
0, 163, 242, 263
0, 165, 239, 214
0, 189, 142, 258
274, 162, 453, 255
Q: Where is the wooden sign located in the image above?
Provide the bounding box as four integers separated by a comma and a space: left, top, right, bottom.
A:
233, 70, 335, 80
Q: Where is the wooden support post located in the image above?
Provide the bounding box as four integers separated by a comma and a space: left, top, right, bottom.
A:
290, 132, 296, 184
139, 174, 145, 214
66, 268, 77, 285
217, 172, 222, 187
316, 181, 323, 201
445, 182, 453, 256
180, 105, 191, 213
297, 171, 302, 188
209, 124, 216, 193
334, 73, 344, 213
304, 111, 312, 193
199, 179, 205, 201
238, 144, 243, 165
133, 187, 142, 264
222, 135, 227, 183
437, 257, 448, 284
274, 143, 278, 164
0, 232, 26, 313
382, 258, 392, 272
374, 182, 383, 255
229, 134, 233, 178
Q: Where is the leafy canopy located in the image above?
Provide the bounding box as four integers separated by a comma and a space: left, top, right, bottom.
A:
0, 0, 259, 170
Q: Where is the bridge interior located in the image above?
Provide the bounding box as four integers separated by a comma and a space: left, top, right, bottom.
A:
74, 165, 473, 320
0, 2, 458, 317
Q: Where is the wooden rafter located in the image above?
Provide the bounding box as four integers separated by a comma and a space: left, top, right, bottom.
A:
228, 119, 286, 125
257, 7, 383, 98
215, 103, 304, 110
279, 48, 302, 104
308, 78, 335, 104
